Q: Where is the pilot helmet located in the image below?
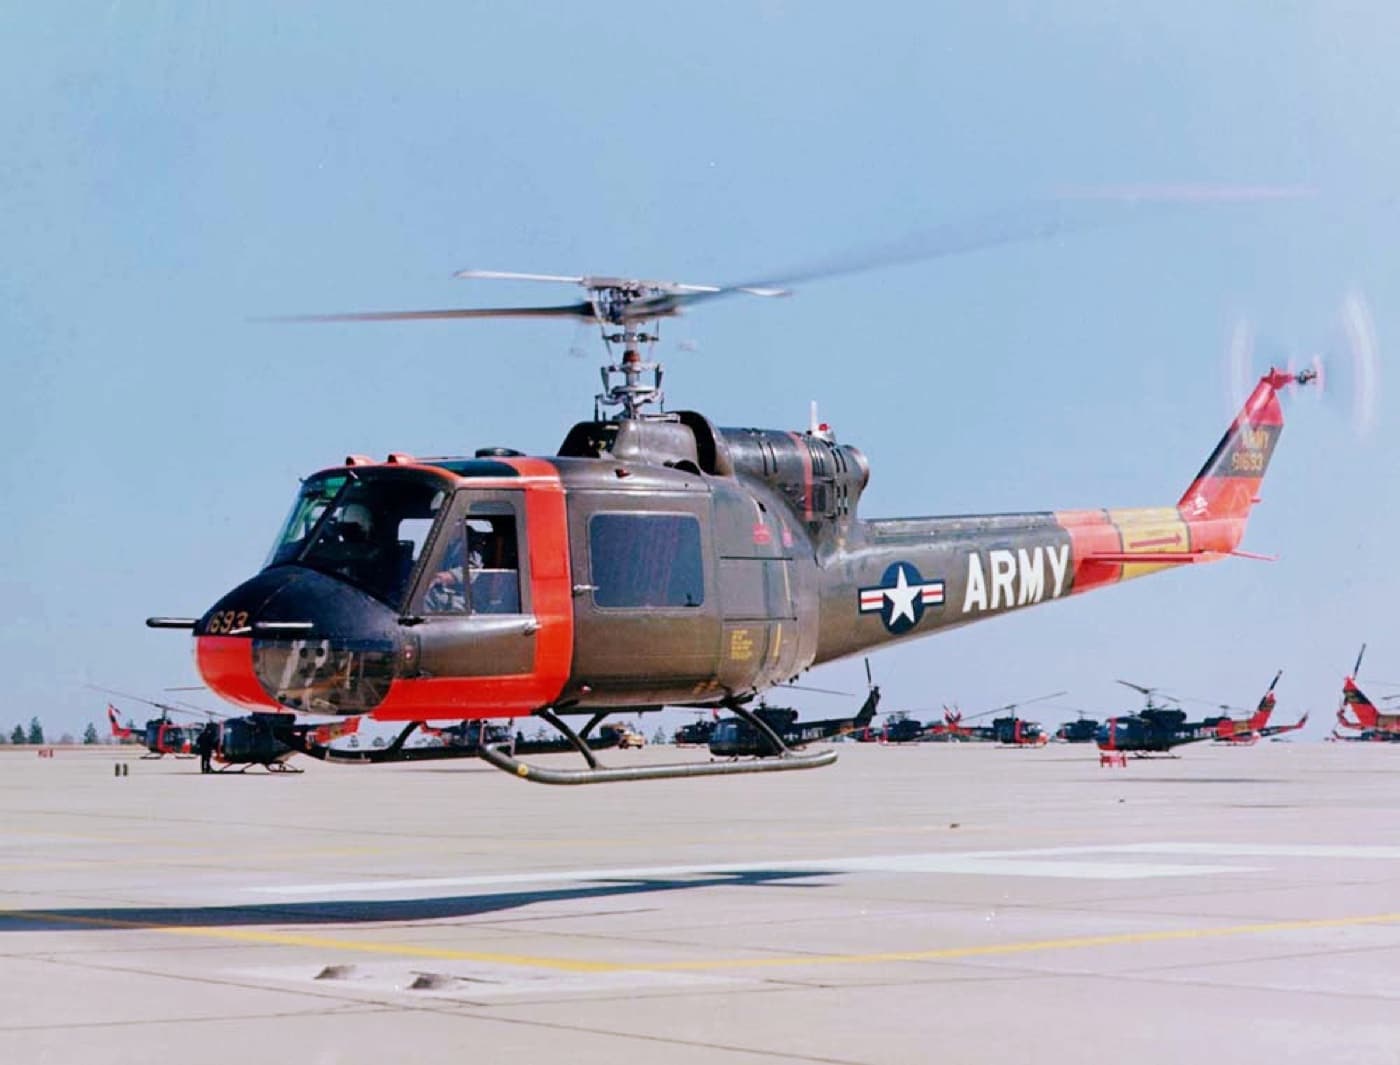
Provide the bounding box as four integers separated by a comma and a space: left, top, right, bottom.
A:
338, 503, 374, 541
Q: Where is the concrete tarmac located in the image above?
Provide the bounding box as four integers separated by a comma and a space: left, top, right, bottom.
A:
3, 741, 1400, 1063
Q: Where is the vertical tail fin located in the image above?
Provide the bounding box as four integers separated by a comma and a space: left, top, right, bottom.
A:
1179, 370, 1312, 522
852, 658, 880, 728
106, 704, 132, 740
1248, 670, 1283, 730
1340, 677, 1378, 729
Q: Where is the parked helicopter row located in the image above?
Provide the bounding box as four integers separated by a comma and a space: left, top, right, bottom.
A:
110, 647, 1383, 773
104, 693, 648, 772
841, 671, 1306, 754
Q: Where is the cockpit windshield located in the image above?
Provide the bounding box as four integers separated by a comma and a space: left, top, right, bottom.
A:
266, 474, 348, 568
264, 471, 451, 609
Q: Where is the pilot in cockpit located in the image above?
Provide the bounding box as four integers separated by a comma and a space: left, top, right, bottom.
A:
424, 526, 484, 613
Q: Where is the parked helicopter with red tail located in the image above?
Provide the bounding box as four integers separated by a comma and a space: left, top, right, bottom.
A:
922, 692, 1064, 746
148, 218, 1314, 784
103, 696, 197, 758
1096, 673, 1303, 758
1333, 645, 1400, 741
1204, 671, 1307, 744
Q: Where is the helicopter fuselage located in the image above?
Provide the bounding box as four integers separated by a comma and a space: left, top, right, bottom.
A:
191, 371, 1297, 723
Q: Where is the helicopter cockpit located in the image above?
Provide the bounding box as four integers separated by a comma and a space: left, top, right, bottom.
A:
266, 470, 446, 611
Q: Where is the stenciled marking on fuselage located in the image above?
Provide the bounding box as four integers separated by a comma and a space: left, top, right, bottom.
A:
963, 544, 1069, 614
858, 562, 945, 635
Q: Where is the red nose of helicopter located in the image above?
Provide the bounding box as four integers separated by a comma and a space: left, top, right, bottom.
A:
195, 567, 403, 715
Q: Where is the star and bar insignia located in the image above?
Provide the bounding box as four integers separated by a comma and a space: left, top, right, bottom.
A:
858, 562, 945, 635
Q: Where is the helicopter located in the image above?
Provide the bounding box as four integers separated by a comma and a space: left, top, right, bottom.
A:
1332, 644, 1400, 741
101, 685, 364, 772
1092, 677, 1299, 761
103, 696, 199, 758
1053, 711, 1101, 743
1197, 670, 1308, 744
146, 216, 1315, 784
707, 662, 879, 757
873, 711, 934, 744
926, 691, 1066, 746
673, 713, 718, 747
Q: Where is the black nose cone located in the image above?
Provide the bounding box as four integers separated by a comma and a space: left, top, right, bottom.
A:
199, 567, 403, 714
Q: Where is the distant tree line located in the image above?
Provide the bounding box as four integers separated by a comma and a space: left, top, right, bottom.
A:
2, 719, 104, 745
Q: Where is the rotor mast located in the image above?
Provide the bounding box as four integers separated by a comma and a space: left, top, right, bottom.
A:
586, 281, 668, 420
446, 270, 789, 422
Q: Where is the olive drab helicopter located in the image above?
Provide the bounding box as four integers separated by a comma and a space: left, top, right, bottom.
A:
706, 661, 880, 758
147, 212, 1316, 785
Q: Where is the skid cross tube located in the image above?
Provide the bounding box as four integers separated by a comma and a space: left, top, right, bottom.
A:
477, 704, 838, 785
536, 708, 601, 769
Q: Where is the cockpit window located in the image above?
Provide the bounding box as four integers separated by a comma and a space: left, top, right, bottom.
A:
266, 474, 348, 567
293, 475, 450, 608
422, 514, 521, 615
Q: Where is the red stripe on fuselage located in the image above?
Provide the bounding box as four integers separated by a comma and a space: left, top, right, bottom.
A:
372, 457, 574, 721
1054, 509, 1123, 596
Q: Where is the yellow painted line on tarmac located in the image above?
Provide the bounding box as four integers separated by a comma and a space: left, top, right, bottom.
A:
0, 910, 619, 973
638, 911, 1400, 972
6, 908, 1399, 976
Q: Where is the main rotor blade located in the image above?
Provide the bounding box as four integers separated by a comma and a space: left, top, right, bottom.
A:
86, 684, 183, 716
632, 187, 1310, 319
455, 269, 788, 298
963, 689, 1068, 721
1115, 679, 1155, 696
1174, 693, 1242, 712
453, 270, 588, 285
775, 683, 854, 697
267, 303, 597, 324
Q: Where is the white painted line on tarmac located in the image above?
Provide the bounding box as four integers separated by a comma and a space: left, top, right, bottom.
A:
249, 849, 1264, 896
1096, 843, 1400, 860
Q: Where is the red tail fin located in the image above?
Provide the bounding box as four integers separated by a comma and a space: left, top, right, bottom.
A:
1247, 670, 1283, 731
106, 704, 132, 740
1339, 678, 1378, 729
1179, 370, 1305, 522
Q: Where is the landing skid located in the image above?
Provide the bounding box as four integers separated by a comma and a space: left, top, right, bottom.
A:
215, 761, 304, 774
478, 704, 837, 785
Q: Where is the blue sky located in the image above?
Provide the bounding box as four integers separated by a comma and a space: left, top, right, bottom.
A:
4, 3, 1398, 739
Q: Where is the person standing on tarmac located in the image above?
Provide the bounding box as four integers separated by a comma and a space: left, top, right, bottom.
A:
196, 722, 219, 774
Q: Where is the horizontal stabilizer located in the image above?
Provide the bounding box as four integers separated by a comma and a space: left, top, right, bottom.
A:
1085, 551, 1217, 565
1085, 549, 1276, 565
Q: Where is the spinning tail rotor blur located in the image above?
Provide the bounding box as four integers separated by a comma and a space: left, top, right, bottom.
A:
1225, 290, 1380, 437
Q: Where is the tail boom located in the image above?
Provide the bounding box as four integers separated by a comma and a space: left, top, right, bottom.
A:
814, 371, 1310, 664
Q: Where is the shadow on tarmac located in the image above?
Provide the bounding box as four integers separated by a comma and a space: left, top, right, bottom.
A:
0, 869, 829, 933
